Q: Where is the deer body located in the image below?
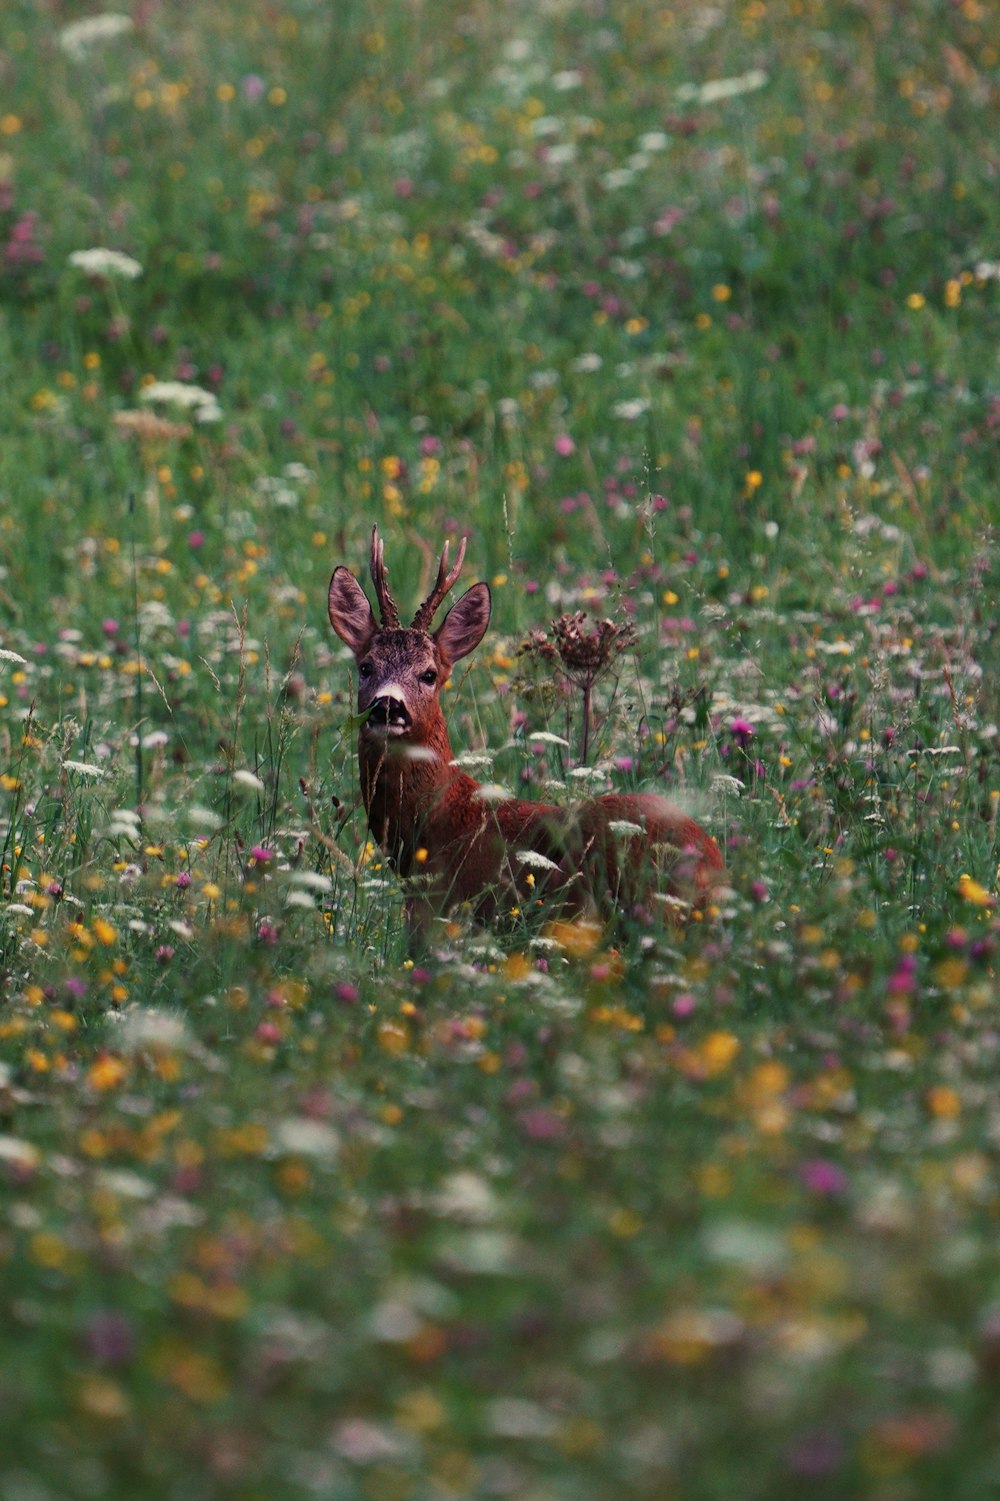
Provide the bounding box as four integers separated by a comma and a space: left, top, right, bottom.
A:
329, 528, 724, 929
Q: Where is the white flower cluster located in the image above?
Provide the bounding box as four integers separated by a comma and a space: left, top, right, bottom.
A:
612, 397, 651, 421
58, 13, 134, 60
676, 69, 769, 107
68, 248, 143, 280
140, 380, 222, 424
62, 759, 106, 779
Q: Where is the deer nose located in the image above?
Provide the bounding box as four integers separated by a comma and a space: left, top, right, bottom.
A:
367, 695, 412, 732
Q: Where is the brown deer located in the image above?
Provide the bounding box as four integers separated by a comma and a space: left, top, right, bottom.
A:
328, 526, 724, 933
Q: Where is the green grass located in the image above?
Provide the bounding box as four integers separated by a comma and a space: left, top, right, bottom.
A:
2, 1, 1000, 1496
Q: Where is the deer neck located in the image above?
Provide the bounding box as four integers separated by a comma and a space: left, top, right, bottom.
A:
359, 710, 474, 872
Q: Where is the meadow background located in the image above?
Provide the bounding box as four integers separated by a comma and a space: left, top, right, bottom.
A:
1, 0, 1000, 1497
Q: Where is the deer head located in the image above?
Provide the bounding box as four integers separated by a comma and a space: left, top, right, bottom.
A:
328, 526, 491, 746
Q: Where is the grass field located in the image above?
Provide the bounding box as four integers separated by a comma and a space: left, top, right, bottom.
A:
2, 1, 1000, 1497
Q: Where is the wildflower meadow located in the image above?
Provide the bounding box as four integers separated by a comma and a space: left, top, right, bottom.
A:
2, 1, 1000, 1497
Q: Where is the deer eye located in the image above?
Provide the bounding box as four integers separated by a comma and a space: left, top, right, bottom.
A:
358, 662, 373, 679
419, 668, 437, 686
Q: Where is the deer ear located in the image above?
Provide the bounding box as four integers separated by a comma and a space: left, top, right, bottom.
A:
434, 581, 491, 666
328, 567, 378, 657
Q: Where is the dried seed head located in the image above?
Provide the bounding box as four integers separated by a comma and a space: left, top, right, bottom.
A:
549, 612, 638, 683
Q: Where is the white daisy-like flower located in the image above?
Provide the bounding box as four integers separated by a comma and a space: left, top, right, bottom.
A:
0, 648, 28, 665
68, 247, 143, 280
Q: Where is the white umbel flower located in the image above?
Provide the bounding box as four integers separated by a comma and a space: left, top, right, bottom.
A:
516, 849, 562, 872
58, 13, 134, 60
68, 247, 143, 280
119, 1007, 192, 1054
140, 380, 222, 424
612, 397, 651, 421
677, 69, 768, 106
62, 759, 106, 778
271, 1118, 341, 1161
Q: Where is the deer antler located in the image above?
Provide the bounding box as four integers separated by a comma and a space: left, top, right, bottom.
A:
369, 524, 401, 628
411, 536, 467, 631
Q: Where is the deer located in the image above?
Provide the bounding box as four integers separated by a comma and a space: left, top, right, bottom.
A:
328, 526, 725, 936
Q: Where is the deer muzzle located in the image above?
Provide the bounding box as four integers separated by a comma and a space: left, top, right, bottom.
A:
365, 695, 413, 736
